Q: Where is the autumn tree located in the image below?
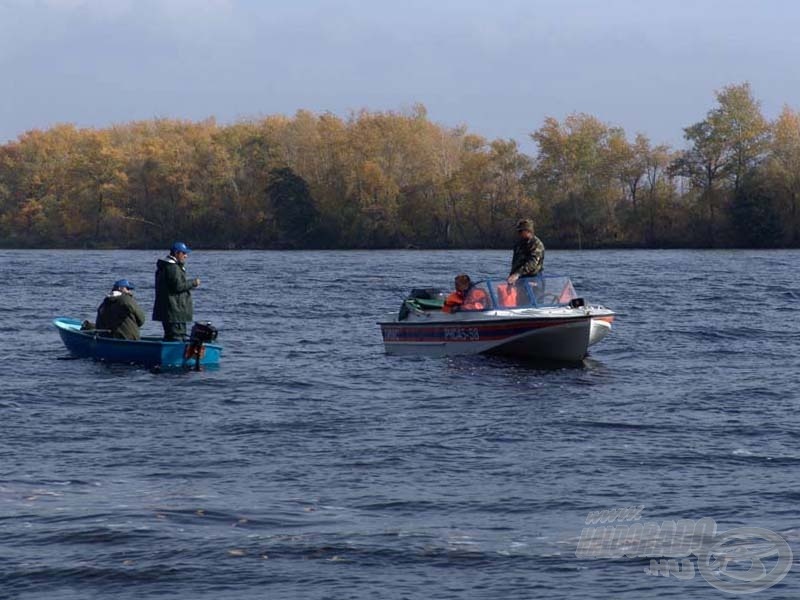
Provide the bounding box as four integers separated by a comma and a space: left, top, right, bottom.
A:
1, 88, 796, 250
671, 83, 768, 246
531, 114, 621, 248
764, 106, 800, 244
67, 130, 128, 245
266, 167, 318, 247
712, 83, 770, 192
730, 171, 782, 247
641, 141, 678, 245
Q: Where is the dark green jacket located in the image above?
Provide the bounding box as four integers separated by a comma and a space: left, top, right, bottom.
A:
510, 235, 545, 277
152, 256, 195, 322
96, 292, 146, 340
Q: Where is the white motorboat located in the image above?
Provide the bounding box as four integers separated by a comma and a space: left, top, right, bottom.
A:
379, 275, 614, 362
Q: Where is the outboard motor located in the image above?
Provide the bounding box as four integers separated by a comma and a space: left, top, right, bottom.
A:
190, 321, 218, 343
184, 321, 218, 369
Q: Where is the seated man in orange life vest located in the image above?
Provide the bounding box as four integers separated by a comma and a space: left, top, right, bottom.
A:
442, 274, 489, 313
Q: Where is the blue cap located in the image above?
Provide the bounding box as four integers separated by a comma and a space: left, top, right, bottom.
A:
113, 279, 135, 290
171, 241, 191, 254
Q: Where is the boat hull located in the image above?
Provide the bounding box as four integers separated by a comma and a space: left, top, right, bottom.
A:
54, 317, 222, 368
589, 314, 615, 347
380, 314, 594, 361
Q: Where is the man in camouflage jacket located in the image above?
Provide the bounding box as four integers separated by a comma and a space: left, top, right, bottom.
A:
507, 219, 545, 284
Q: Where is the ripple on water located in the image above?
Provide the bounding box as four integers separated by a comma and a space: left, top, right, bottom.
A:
1, 249, 799, 599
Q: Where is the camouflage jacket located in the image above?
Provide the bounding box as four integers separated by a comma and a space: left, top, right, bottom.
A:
510, 235, 545, 277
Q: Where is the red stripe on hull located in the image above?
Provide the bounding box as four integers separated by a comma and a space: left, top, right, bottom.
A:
381, 316, 590, 343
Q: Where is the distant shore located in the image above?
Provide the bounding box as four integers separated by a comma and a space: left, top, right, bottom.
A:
2, 84, 798, 251
2, 245, 797, 252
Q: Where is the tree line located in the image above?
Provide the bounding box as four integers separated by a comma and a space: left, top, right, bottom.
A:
1, 83, 798, 249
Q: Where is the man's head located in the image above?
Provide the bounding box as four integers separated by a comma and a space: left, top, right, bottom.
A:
112, 279, 135, 294
170, 241, 191, 263
516, 218, 534, 240
454, 273, 471, 292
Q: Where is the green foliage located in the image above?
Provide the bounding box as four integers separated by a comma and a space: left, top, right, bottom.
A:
266, 167, 318, 247
731, 172, 783, 247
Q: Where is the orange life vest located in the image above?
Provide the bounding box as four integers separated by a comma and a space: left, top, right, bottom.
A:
462, 288, 488, 311
497, 285, 518, 308
443, 291, 465, 313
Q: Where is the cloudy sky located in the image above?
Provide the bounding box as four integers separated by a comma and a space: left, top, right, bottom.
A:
1, 0, 799, 152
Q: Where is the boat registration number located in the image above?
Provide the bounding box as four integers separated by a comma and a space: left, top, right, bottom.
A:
443, 327, 480, 341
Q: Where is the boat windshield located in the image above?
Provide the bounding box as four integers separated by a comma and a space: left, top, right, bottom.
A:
528, 275, 577, 306
487, 275, 577, 308
490, 280, 532, 308
401, 276, 577, 316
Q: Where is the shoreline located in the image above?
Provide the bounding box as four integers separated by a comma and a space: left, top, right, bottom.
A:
1, 246, 798, 252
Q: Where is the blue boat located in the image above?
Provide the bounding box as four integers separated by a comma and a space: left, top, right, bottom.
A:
53, 317, 222, 368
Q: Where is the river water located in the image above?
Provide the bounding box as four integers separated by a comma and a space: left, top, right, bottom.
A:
1, 249, 798, 599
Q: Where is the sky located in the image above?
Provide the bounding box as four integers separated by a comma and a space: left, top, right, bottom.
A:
1, 0, 799, 154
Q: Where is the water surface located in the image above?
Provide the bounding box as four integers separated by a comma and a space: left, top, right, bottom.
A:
1, 249, 798, 599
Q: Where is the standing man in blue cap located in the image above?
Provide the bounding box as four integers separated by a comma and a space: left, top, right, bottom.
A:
96, 279, 146, 340
153, 242, 201, 341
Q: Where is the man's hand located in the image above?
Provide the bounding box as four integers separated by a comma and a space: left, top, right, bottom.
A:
507, 273, 519, 285
192, 278, 201, 288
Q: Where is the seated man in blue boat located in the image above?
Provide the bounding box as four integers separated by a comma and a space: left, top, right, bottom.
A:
95, 279, 146, 340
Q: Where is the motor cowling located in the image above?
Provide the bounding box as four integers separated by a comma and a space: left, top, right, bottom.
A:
190, 321, 218, 344
184, 322, 218, 368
